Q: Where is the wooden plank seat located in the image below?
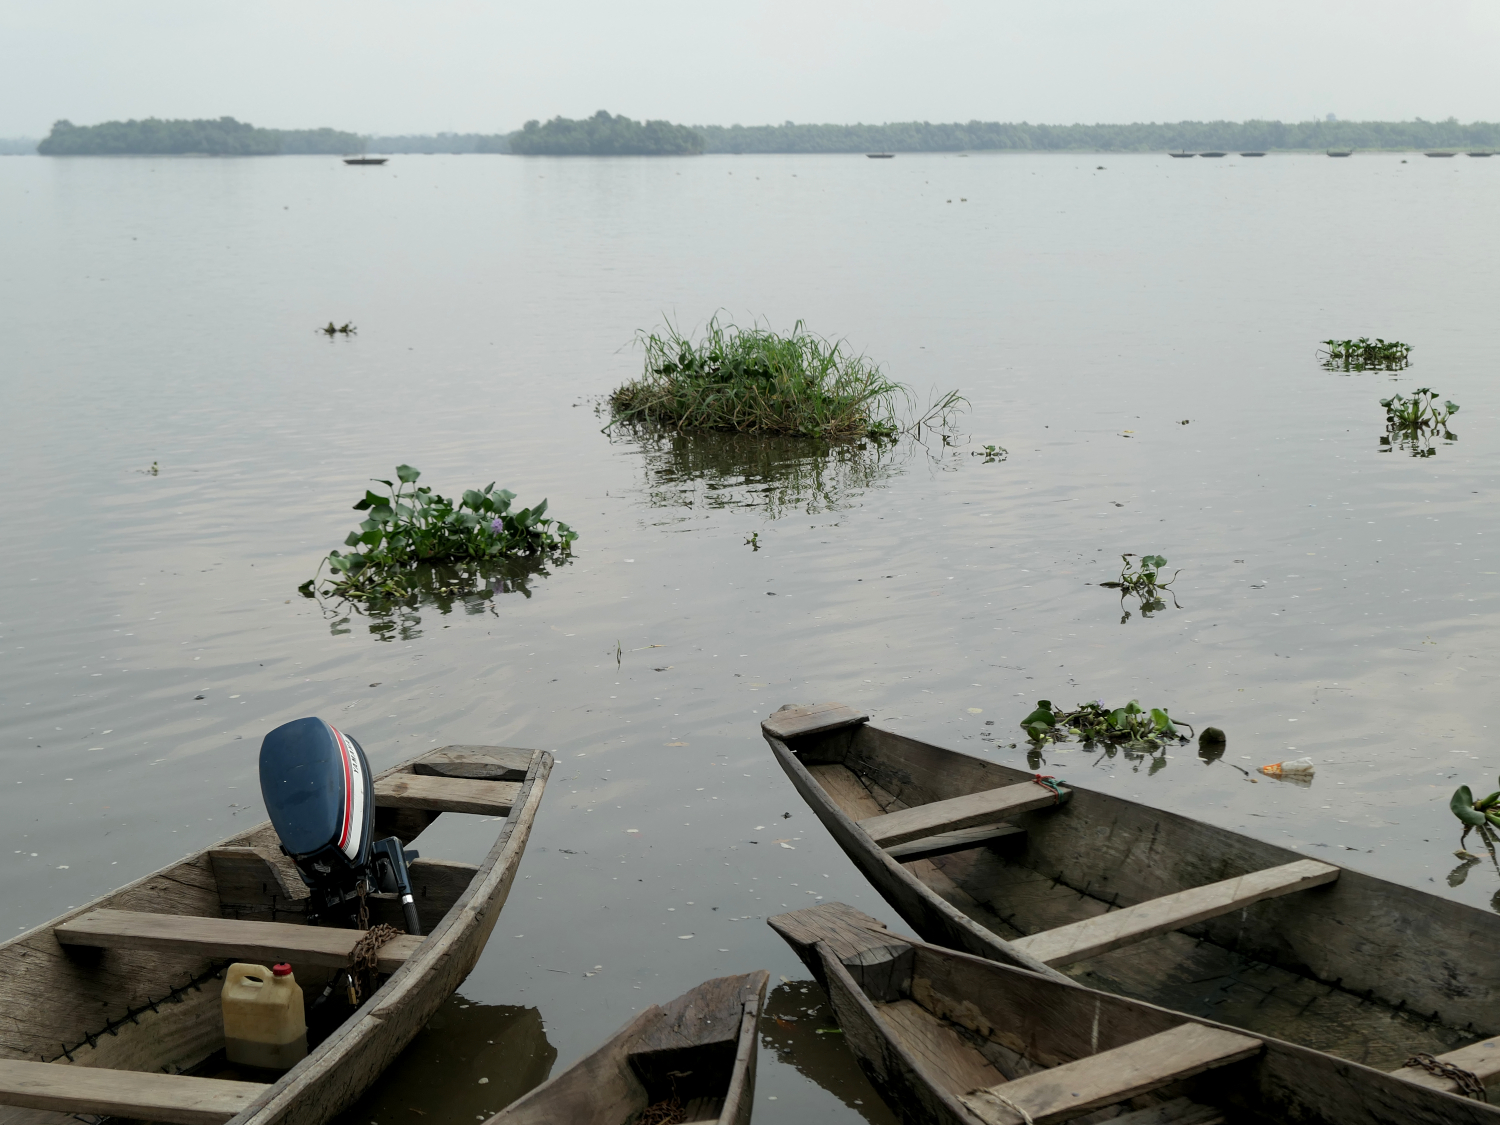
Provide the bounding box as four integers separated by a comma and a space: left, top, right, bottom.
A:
1395, 1034, 1500, 1098
373, 773, 519, 816
55, 909, 424, 974
413, 746, 533, 782
884, 823, 1025, 862
959, 1023, 1262, 1125
0, 1058, 260, 1125
858, 781, 1071, 849
762, 702, 870, 741
1011, 859, 1340, 967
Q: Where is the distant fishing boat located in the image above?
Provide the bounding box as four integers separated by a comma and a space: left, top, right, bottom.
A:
1468, 152, 1494, 157
1199, 151, 1227, 158
1327, 150, 1353, 157
343, 157, 388, 166
866, 153, 894, 159
1240, 151, 1267, 157
1425, 151, 1457, 158
1168, 151, 1195, 158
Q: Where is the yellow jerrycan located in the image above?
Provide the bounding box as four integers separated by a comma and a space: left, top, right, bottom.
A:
223, 962, 308, 1069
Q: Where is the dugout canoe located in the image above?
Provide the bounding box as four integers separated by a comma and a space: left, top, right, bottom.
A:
771, 901, 1500, 1125
0, 743, 552, 1125
762, 703, 1500, 1097
486, 971, 769, 1125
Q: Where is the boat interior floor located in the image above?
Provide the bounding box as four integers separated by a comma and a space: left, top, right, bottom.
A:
811, 762, 1477, 1070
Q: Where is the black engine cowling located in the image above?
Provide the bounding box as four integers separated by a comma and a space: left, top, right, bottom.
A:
259, 717, 419, 934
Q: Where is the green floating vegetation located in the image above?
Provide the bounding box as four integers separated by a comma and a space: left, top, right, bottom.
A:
320, 322, 356, 337
610, 316, 961, 439
1381, 388, 1458, 456
300, 465, 575, 603
1021, 699, 1192, 749
1097, 553, 1180, 621
1451, 780, 1500, 878
972, 443, 1008, 463
1319, 337, 1411, 372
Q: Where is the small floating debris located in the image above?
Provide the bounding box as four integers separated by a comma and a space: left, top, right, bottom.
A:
319, 322, 356, 337
1260, 756, 1315, 778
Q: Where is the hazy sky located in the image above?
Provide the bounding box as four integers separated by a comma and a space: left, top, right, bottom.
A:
4, 1, 1499, 137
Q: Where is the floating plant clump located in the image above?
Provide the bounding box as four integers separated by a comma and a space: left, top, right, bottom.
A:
299, 464, 576, 604
609, 315, 962, 439
1318, 337, 1410, 371
1380, 388, 1458, 457
1097, 553, 1181, 621
1020, 699, 1192, 749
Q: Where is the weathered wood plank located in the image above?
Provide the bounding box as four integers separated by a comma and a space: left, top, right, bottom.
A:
0, 1060, 260, 1125
762, 702, 869, 742
1393, 1036, 1500, 1097
372, 775, 519, 816
859, 782, 1069, 849
54, 910, 424, 975
875, 1000, 1005, 1097
1110, 1098, 1226, 1125
413, 746, 532, 782
1011, 860, 1341, 967
960, 1023, 1262, 1124
886, 824, 1025, 862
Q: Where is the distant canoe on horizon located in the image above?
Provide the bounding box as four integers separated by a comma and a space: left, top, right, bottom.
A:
1199, 151, 1227, 157
865, 153, 894, 159
1425, 151, 1457, 158
1327, 150, 1353, 157
1468, 151, 1494, 157
1241, 151, 1266, 156
343, 156, 388, 166
1168, 151, 1195, 158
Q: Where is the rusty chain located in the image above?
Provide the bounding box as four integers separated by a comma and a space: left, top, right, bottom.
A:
1403, 1052, 1487, 1101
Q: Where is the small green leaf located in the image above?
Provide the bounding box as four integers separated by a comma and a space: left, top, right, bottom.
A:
1453, 786, 1487, 827
396, 464, 421, 483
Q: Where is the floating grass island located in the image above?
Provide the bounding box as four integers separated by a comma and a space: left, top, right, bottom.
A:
1319, 337, 1411, 372
609, 317, 960, 440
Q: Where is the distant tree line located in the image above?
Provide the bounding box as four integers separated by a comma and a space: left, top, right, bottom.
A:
507, 111, 703, 155
38, 117, 363, 155
367, 132, 510, 154
695, 118, 1500, 153
33, 114, 1500, 159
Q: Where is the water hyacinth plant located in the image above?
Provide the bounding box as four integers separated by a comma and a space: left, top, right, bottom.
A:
1318, 337, 1411, 372
1452, 780, 1500, 876
1097, 553, 1181, 621
299, 465, 576, 602
609, 316, 962, 439
1380, 388, 1458, 456
1021, 699, 1192, 749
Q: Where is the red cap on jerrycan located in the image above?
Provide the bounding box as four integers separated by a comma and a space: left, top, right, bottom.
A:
272, 963, 293, 976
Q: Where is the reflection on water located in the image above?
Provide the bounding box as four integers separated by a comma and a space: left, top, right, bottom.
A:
760, 981, 899, 1124
331, 995, 556, 1124
620, 427, 908, 519
308, 558, 565, 642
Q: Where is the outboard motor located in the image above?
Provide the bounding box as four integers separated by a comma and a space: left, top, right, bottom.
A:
259, 717, 421, 935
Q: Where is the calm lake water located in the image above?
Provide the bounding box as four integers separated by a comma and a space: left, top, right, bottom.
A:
3, 149, 1500, 1121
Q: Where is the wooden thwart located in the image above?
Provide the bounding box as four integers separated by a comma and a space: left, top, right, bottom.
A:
762, 702, 870, 742
1011, 860, 1340, 967
884, 822, 1025, 862
959, 1023, 1262, 1125
0, 1058, 260, 1125
413, 746, 532, 782
1396, 1036, 1500, 1097
858, 781, 1070, 849
373, 773, 519, 816
55, 908, 424, 974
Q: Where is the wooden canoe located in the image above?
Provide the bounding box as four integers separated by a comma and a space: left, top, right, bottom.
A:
770, 901, 1500, 1125
0, 743, 552, 1125
762, 703, 1500, 1097
486, 971, 769, 1125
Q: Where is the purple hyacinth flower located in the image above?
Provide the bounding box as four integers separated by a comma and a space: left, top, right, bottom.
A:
490, 517, 505, 534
